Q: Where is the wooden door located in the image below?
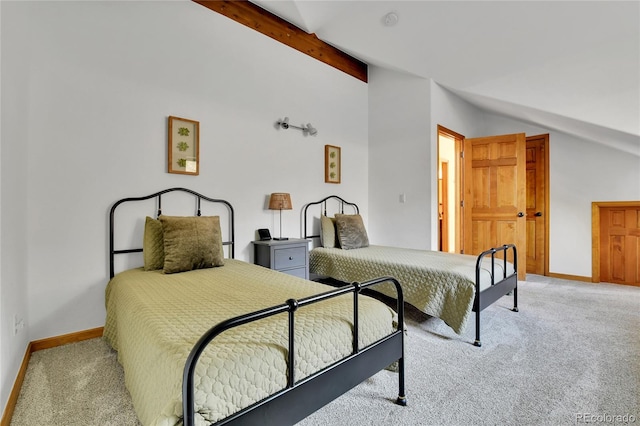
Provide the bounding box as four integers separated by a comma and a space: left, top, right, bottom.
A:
599, 206, 640, 286
463, 133, 527, 280
525, 135, 548, 275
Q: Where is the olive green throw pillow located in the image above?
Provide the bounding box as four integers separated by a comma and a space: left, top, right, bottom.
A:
143, 217, 165, 271
160, 215, 225, 274
320, 215, 338, 248
335, 214, 369, 250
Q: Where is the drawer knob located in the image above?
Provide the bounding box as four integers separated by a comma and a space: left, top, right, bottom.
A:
289, 256, 293, 260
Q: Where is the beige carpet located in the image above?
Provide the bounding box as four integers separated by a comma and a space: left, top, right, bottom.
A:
10, 275, 640, 425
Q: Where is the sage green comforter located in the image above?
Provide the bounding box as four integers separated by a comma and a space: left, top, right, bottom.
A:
104, 259, 396, 426
310, 245, 514, 335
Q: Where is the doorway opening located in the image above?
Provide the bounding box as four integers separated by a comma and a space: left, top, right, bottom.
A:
437, 125, 463, 254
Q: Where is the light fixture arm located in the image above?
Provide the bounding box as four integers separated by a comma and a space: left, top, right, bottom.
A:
276, 117, 318, 136
286, 123, 307, 131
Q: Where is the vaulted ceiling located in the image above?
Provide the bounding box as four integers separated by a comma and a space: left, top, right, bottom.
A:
250, 0, 639, 155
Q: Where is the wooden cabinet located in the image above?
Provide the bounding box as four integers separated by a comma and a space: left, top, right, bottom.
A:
252, 239, 310, 279
597, 204, 640, 286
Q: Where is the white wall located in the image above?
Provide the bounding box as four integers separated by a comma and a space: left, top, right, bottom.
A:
432, 83, 640, 277
480, 114, 640, 277
371, 76, 640, 279
0, 0, 31, 414
368, 67, 431, 249
429, 82, 488, 249
432, 85, 640, 277
2, 0, 639, 417
368, 73, 510, 250
550, 135, 640, 275
0, 0, 368, 412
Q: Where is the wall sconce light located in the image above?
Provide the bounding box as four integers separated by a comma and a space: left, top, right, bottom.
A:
276, 117, 318, 136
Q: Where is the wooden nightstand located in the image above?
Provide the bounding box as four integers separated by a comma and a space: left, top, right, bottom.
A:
252, 239, 310, 279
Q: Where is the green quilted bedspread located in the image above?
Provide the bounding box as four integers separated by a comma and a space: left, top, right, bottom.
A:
310, 245, 513, 335
104, 259, 397, 426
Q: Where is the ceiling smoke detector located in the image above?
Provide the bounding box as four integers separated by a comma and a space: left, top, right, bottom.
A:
383, 12, 399, 27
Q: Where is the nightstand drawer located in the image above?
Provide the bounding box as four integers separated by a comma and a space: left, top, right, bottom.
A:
274, 247, 306, 270
281, 267, 307, 279
252, 238, 310, 280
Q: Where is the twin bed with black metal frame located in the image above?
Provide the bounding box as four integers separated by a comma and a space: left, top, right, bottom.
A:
106, 188, 406, 426
303, 195, 519, 347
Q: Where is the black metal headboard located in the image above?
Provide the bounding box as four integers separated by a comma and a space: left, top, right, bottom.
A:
303, 195, 359, 241
109, 187, 235, 278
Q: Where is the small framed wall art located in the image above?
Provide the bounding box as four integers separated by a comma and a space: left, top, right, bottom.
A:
324, 144, 341, 184
168, 116, 199, 175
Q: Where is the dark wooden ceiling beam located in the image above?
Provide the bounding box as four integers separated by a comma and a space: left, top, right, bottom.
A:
192, 0, 368, 83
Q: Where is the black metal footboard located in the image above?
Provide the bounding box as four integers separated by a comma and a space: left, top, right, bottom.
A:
472, 244, 519, 347
182, 277, 406, 426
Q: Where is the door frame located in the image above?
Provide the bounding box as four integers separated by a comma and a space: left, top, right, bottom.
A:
526, 134, 550, 276
439, 162, 449, 252
437, 125, 464, 253
591, 200, 640, 283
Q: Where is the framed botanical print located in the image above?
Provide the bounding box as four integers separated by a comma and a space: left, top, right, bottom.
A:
168, 116, 199, 175
324, 145, 341, 184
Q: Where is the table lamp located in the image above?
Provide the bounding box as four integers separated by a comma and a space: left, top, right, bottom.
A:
268, 193, 292, 240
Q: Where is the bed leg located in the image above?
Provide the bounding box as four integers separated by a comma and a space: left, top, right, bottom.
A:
474, 310, 482, 347
395, 356, 407, 406
512, 286, 519, 312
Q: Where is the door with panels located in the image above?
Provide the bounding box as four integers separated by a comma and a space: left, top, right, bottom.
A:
463, 133, 527, 281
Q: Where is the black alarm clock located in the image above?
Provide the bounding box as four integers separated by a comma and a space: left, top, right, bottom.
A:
258, 228, 271, 241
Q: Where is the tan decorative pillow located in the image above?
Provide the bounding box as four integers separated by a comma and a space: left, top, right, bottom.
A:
143, 217, 165, 271
335, 214, 369, 250
159, 215, 225, 274
320, 215, 338, 248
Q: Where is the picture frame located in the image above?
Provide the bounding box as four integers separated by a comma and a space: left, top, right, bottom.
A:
324, 144, 341, 184
168, 116, 199, 175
